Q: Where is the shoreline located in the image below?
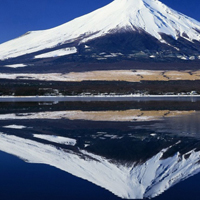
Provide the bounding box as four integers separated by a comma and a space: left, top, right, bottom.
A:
0, 95, 200, 102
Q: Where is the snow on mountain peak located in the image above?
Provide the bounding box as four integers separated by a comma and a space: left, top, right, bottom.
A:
0, 0, 200, 60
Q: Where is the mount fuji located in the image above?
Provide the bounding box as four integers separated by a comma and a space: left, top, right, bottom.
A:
0, 0, 200, 67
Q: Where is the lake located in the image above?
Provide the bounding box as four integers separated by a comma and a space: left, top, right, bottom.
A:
0, 98, 200, 200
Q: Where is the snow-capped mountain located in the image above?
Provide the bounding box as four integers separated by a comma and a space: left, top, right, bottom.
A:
0, 0, 200, 64
1, 133, 200, 199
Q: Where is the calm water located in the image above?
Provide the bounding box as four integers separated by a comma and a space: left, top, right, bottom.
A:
0, 99, 200, 200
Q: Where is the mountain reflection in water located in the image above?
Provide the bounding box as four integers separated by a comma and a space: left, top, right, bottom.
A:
0, 101, 200, 199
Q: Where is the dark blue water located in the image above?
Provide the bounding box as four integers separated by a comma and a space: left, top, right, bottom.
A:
0, 151, 120, 200
155, 174, 200, 200
1, 149, 200, 200
0, 100, 200, 200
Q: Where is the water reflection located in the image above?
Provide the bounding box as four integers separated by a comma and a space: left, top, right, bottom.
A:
0, 109, 195, 122
0, 101, 200, 199
146, 112, 200, 138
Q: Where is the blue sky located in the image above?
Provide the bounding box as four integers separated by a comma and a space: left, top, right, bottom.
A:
0, 0, 200, 44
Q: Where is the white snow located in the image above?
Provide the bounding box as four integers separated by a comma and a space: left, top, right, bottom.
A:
0, 0, 200, 60
0, 133, 200, 199
3, 125, 26, 129
177, 55, 188, 60
34, 47, 77, 58
189, 56, 195, 60
4, 64, 27, 68
33, 134, 76, 146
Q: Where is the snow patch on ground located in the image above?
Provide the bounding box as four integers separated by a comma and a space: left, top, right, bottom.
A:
33, 134, 76, 146
35, 47, 77, 58
177, 55, 188, 60
189, 56, 195, 60
3, 125, 26, 129
4, 64, 27, 68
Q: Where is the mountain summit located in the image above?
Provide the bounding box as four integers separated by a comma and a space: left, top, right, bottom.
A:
0, 0, 200, 63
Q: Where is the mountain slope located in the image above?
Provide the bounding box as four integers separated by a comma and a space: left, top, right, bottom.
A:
0, 0, 200, 62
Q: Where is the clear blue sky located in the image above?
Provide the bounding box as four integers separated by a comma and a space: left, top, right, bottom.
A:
0, 0, 200, 44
